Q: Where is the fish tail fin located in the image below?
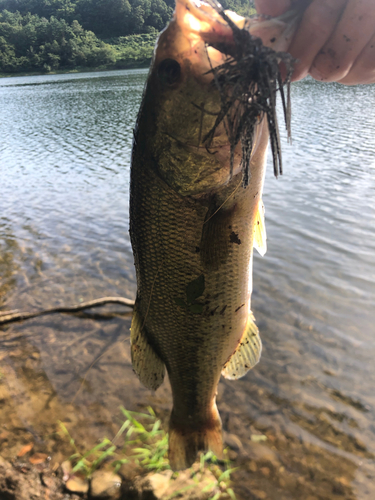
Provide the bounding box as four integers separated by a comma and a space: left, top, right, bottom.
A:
168, 403, 223, 471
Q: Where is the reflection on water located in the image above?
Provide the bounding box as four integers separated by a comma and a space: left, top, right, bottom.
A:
0, 70, 374, 499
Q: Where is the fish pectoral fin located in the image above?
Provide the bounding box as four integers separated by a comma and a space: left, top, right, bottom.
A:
130, 302, 165, 391
253, 198, 267, 256
221, 313, 262, 380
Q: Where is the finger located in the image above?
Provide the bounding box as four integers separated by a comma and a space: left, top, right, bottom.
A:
310, 0, 375, 82
255, 0, 291, 17
338, 31, 375, 84
287, 0, 348, 82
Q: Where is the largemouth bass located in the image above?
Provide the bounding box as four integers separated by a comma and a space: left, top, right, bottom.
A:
130, 0, 299, 470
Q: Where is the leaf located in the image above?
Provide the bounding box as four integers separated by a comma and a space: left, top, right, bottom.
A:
133, 447, 151, 455
201, 450, 214, 462
188, 303, 203, 314
218, 469, 233, 482
166, 484, 196, 499
147, 407, 156, 417
113, 419, 130, 443
80, 439, 111, 460
29, 453, 48, 465
112, 458, 129, 474
185, 274, 205, 304
227, 488, 237, 500
58, 421, 77, 451
91, 445, 116, 469
202, 481, 216, 493
208, 492, 221, 500
150, 420, 161, 435
72, 458, 89, 474
174, 298, 187, 308
250, 434, 267, 442
17, 443, 34, 457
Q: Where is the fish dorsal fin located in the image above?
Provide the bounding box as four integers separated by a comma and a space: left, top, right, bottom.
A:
221, 313, 262, 380
253, 199, 267, 256
130, 301, 165, 391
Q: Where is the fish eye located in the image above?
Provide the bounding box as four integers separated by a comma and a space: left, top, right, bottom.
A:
157, 59, 181, 86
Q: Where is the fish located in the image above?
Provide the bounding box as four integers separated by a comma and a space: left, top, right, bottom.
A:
129, 0, 300, 470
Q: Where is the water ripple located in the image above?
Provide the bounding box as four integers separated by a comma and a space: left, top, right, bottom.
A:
1, 70, 375, 496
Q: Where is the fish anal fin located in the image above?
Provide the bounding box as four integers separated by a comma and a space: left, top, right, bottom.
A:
253, 198, 267, 257
130, 302, 165, 391
221, 312, 262, 380
168, 403, 223, 471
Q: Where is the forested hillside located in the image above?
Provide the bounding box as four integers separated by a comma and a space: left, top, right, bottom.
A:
0, 0, 255, 75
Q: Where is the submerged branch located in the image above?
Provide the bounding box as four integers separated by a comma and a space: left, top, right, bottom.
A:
0, 297, 135, 326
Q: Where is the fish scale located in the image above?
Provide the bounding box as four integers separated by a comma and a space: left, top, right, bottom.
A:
129, 0, 299, 470
130, 131, 263, 461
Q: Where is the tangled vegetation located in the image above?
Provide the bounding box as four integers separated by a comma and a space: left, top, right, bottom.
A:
0, 0, 256, 75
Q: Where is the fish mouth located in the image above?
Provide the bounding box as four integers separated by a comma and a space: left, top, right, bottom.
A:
154, 0, 295, 186
175, 0, 245, 49
175, 0, 301, 52
173, 0, 295, 185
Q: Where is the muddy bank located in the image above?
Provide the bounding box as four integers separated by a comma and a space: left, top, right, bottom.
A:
0, 422, 367, 500
1, 312, 373, 500
0, 455, 224, 500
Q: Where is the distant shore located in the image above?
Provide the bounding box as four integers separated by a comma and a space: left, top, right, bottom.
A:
0, 61, 151, 79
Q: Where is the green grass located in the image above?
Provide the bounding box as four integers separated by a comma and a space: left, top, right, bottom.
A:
58, 406, 237, 500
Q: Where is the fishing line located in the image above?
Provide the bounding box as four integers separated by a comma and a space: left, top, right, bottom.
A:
203, 177, 242, 224
71, 332, 130, 404
71, 263, 162, 404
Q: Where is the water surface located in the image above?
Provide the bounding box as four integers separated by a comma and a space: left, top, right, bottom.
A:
0, 70, 374, 499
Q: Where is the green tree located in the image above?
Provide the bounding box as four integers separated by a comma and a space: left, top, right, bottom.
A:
0, 9, 117, 73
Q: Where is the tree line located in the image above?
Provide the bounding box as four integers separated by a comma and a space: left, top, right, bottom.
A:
0, 0, 255, 75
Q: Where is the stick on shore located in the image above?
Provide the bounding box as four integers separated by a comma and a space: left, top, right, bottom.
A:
0, 297, 135, 325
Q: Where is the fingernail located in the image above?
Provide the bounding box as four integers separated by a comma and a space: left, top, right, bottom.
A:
309, 66, 326, 81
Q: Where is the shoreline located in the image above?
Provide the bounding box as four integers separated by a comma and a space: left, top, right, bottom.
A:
0, 61, 151, 79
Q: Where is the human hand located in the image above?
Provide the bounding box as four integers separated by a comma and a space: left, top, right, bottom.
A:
255, 0, 375, 85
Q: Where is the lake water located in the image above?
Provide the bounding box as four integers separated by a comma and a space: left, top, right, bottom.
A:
0, 69, 374, 500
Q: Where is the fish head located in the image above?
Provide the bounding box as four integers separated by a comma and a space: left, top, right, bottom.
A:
135, 0, 297, 196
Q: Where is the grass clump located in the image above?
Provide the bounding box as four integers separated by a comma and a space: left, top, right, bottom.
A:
58, 423, 118, 477
113, 406, 170, 473
58, 406, 237, 500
